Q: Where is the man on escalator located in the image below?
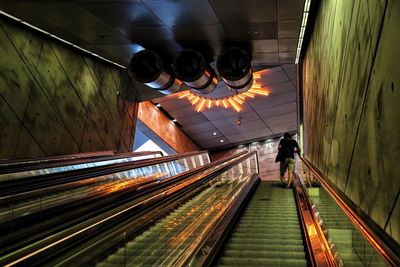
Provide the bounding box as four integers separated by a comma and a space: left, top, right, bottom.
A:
276, 132, 301, 188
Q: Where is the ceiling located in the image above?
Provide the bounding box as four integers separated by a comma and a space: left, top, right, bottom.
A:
0, 0, 304, 67
152, 64, 298, 149
0, 0, 303, 150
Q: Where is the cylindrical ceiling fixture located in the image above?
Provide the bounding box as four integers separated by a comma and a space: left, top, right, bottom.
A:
129, 50, 182, 94
173, 49, 217, 94
217, 47, 253, 93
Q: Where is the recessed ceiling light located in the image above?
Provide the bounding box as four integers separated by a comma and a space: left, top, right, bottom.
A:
220, 139, 224, 143
213, 132, 217, 136
156, 103, 161, 107
172, 119, 177, 123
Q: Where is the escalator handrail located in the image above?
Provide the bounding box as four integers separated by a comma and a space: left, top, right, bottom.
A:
0, 150, 209, 197
292, 172, 336, 267
0, 151, 244, 258
299, 156, 400, 266
1, 151, 253, 266
0, 150, 115, 167
0, 150, 163, 174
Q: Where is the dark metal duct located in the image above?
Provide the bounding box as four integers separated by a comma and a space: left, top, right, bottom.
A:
173, 49, 217, 94
217, 48, 253, 93
129, 50, 182, 94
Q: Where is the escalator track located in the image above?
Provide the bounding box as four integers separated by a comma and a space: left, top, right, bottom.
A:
215, 181, 308, 267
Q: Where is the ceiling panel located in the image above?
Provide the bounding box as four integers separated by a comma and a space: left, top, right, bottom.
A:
79, 1, 164, 27
278, 20, 301, 38
278, 0, 304, 21
151, 64, 298, 149
264, 111, 297, 126
142, 0, 219, 26
0, 0, 304, 66
0, 1, 303, 148
256, 102, 297, 118
174, 114, 209, 125
246, 91, 297, 110
209, 0, 277, 24
222, 22, 277, 40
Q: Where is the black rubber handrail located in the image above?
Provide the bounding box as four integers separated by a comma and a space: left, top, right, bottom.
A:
0, 150, 208, 197
300, 156, 400, 267
0, 150, 115, 167
1, 151, 252, 266
0, 151, 163, 174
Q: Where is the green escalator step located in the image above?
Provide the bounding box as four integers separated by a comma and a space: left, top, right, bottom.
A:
225, 243, 305, 252
223, 250, 306, 259
219, 257, 307, 267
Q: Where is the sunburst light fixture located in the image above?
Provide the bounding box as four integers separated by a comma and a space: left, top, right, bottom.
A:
178, 73, 270, 112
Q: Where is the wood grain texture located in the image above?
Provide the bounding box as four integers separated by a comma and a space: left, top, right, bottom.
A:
137, 101, 199, 153
303, 0, 400, 244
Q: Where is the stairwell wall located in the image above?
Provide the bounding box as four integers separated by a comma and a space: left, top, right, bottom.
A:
0, 17, 138, 159
302, 0, 400, 243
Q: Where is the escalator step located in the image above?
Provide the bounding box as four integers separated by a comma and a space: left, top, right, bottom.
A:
219, 257, 307, 267
225, 243, 305, 252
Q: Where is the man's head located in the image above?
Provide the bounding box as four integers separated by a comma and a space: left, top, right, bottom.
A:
284, 132, 292, 139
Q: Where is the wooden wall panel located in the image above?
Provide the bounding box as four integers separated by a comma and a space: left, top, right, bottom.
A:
0, 17, 137, 160
137, 101, 199, 153
302, 0, 399, 244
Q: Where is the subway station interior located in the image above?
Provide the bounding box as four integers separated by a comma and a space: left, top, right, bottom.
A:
0, 0, 399, 266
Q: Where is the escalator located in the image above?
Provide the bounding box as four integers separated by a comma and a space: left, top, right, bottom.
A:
308, 185, 387, 266
1, 150, 398, 267
216, 181, 308, 267
0, 151, 258, 266
0, 151, 212, 263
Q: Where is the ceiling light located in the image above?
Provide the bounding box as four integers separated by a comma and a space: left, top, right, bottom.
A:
295, 0, 313, 64
155, 103, 161, 107
220, 139, 224, 143
213, 132, 217, 136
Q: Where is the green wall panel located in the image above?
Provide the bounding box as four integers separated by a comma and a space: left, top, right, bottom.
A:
0, 17, 137, 159
0, 97, 23, 159
14, 127, 45, 159
22, 81, 80, 156
33, 42, 86, 145
303, 0, 399, 244
346, 0, 400, 242
0, 24, 35, 119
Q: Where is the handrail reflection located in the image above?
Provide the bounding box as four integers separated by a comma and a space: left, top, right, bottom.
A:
299, 156, 400, 266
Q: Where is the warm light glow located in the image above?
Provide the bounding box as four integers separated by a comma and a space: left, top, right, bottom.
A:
252, 84, 262, 89
249, 89, 270, 96
179, 87, 269, 112
243, 92, 255, 98
222, 99, 229, 109
196, 98, 206, 112
191, 96, 200, 105
233, 96, 244, 105
207, 99, 212, 109
179, 91, 191, 99
228, 98, 241, 112
253, 74, 261, 79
